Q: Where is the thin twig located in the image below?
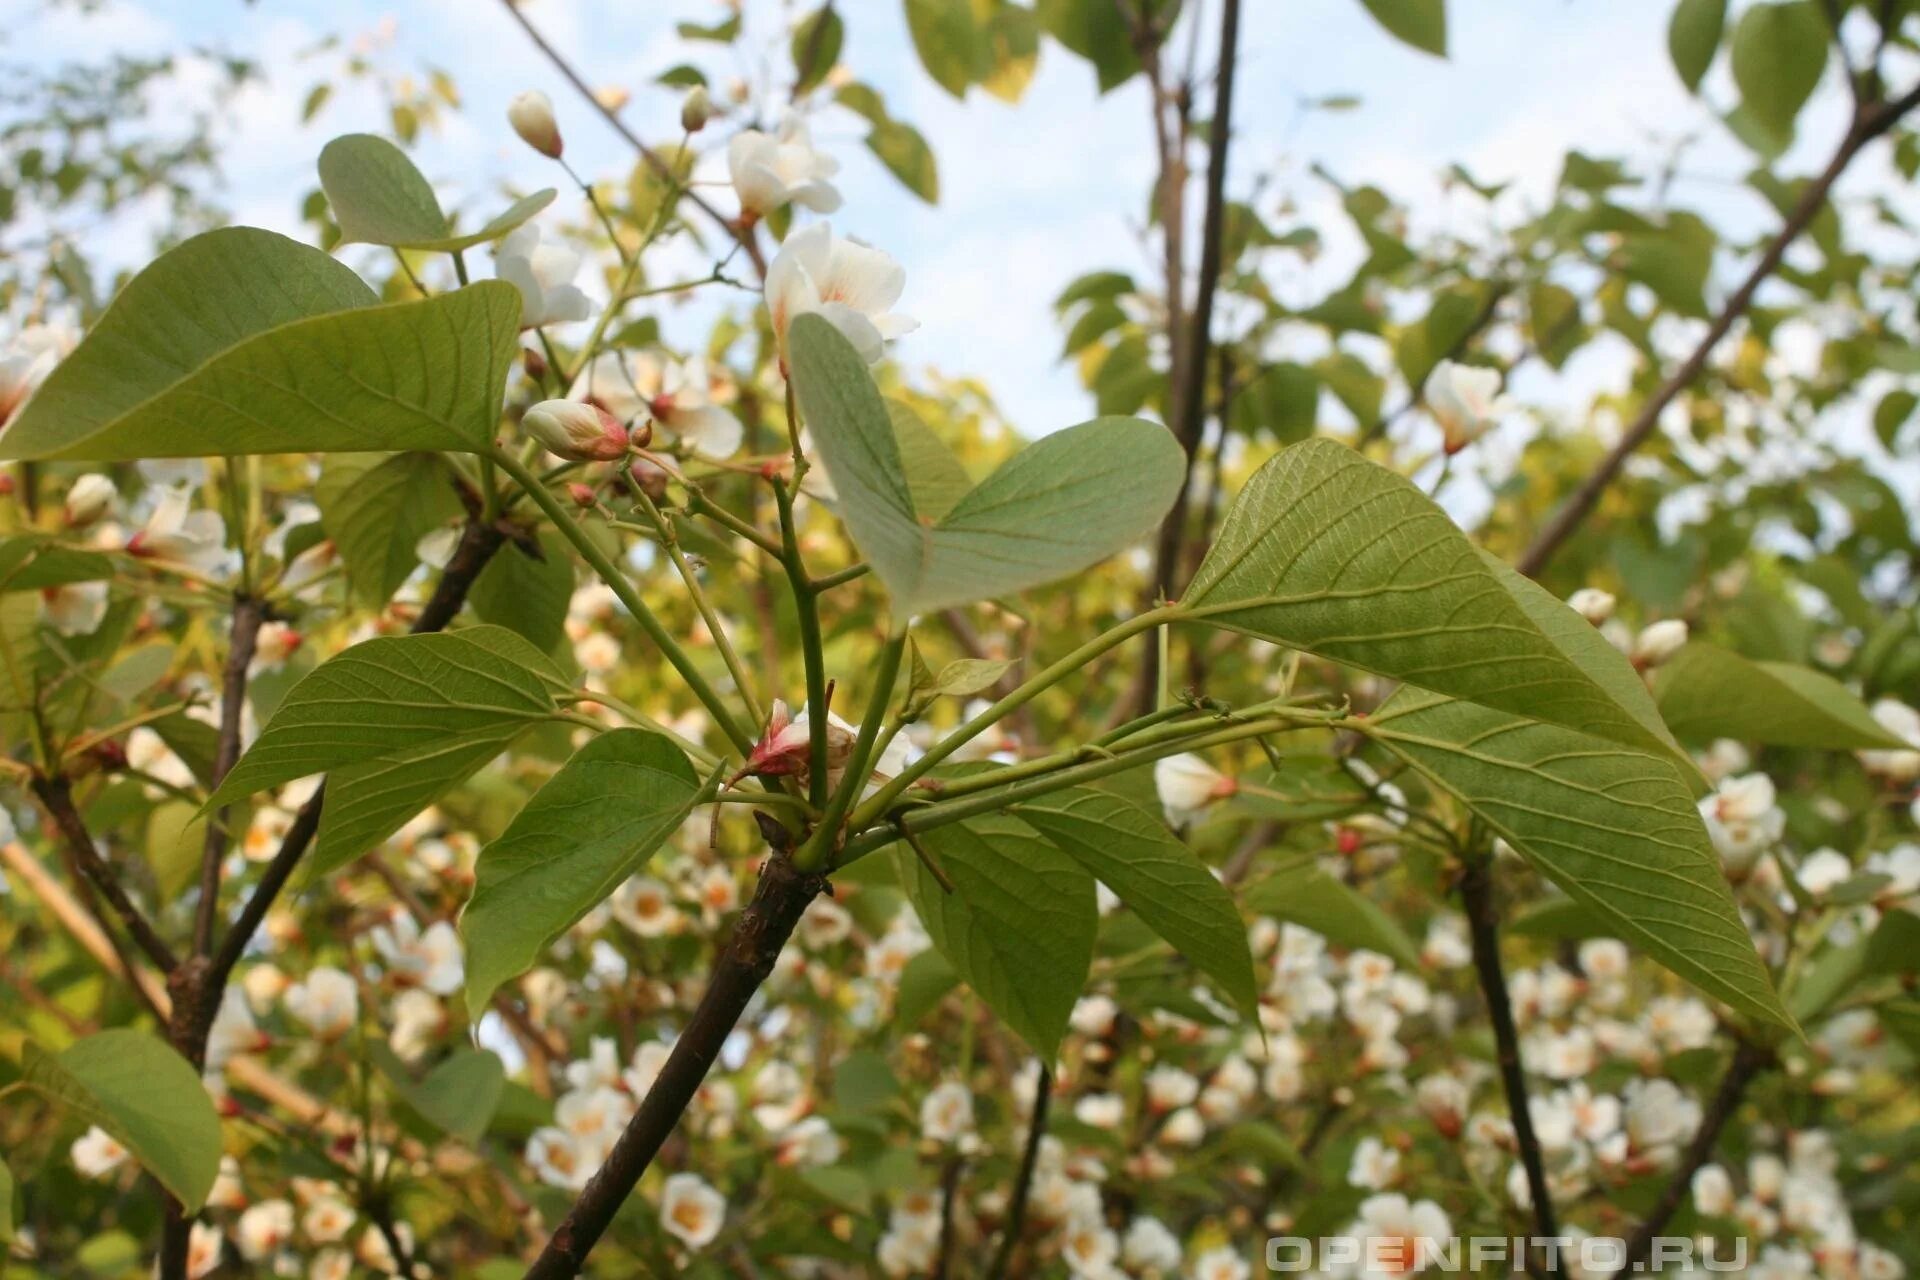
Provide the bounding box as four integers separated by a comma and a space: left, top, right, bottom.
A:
988, 1065, 1052, 1279
30, 774, 179, 973
193, 595, 265, 957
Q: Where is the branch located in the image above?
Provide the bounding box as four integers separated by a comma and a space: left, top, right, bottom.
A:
1458, 857, 1557, 1255
1619, 1039, 1772, 1272
495, 0, 765, 276
1517, 85, 1920, 578
192, 595, 265, 956
30, 774, 179, 973
525, 852, 826, 1279
987, 1065, 1052, 1279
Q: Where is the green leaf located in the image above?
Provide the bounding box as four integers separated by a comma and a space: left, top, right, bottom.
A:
20, 1030, 223, 1211
389, 1048, 506, 1145
1874, 389, 1917, 450
0, 535, 112, 591
1183, 439, 1679, 757
1652, 643, 1906, 749
1668, 0, 1727, 92
791, 313, 1184, 617
0, 1155, 11, 1242
1229, 363, 1320, 445
0, 228, 522, 461
316, 452, 463, 607
867, 119, 940, 204
1231, 754, 1373, 822
1363, 687, 1793, 1033
906, 0, 978, 96
207, 627, 562, 875
888, 401, 973, 521
470, 530, 574, 654
1015, 787, 1259, 1022
461, 730, 713, 1013
894, 812, 1097, 1057
1240, 858, 1422, 970
894, 948, 959, 1029
1038, 0, 1145, 91
791, 6, 845, 94
319, 133, 555, 252
1730, 2, 1827, 140
1357, 0, 1448, 56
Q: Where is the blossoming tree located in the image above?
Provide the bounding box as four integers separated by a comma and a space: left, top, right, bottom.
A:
1, 2, 1918, 1279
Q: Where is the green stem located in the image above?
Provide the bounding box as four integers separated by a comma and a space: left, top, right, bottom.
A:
809, 561, 870, 592
686, 490, 784, 558
490, 446, 756, 756
849, 605, 1183, 830
773, 476, 831, 807
632, 486, 764, 727
835, 709, 1336, 868
796, 628, 907, 872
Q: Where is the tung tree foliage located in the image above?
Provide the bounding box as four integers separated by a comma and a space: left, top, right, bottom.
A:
1, 1, 1918, 1278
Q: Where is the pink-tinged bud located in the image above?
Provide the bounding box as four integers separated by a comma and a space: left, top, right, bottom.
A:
522, 399, 629, 461
628, 418, 654, 450
567, 483, 597, 508
508, 90, 563, 159
0, 472, 14, 497
681, 86, 713, 133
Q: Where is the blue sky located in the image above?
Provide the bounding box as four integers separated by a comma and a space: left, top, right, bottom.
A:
5, 0, 1891, 470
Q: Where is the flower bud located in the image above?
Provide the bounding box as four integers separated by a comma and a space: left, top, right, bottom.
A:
64, 473, 117, 527
1566, 588, 1615, 625
1630, 619, 1689, 670
508, 90, 563, 159
628, 418, 654, 450
522, 399, 629, 461
681, 86, 713, 133
567, 483, 597, 508
522, 345, 549, 383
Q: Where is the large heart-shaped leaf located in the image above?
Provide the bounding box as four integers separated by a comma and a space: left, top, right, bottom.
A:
1362, 687, 1793, 1033
894, 811, 1097, 1058
206, 627, 564, 875
790, 313, 1183, 617
1183, 439, 1676, 757
1652, 643, 1905, 750
319, 133, 556, 252
1014, 786, 1259, 1023
20, 1031, 223, 1211
461, 730, 715, 1013
0, 228, 522, 461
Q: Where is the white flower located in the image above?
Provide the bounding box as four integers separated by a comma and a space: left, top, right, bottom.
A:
1349, 1135, 1401, 1189
1145, 1066, 1200, 1112
370, 911, 464, 996
1415, 1075, 1468, 1137
253, 622, 302, 671
774, 1115, 843, 1167
1860, 699, 1920, 783
236, 1198, 295, 1261
40, 580, 108, 636
1797, 847, 1855, 896
0, 322, 74, 426
570, 350, 743, 457
1075, 1091, 1125, 1129
303, 1197, 356, 1244
659, 1172, 726, 1249
1624, 1078, 1700, 1156
522, 398, 630, 461
612, 875, 682, 937
1565, 587, 1615, 624
70, 1125, 129, 1178
1154, 752, 1235, 826
1693, 1163, 1736, 1215
495, 224, 592, 329
526, 1127, 589, 1190
1123, 1216, 1183, 1273
389, 988, 446, 1061
1698, 772, 1785, 871
129, 485, 227, 572
1859, 1244, 1906, 1280
1427, 360, 1510, 453
1421, 916, 1471, 969
1062, 1218, 1121, 1276
283, 966, 359, 1039
919, 1080, 975, 1144
728, 110, 841, 217
186, 1222, 223, 1278
765, 221, 915, 364
1630, 619, 1690, 669
1346, 1193, 1452, 1276
310, 1248, 354, 1280
508, 89, 563, 158
64, 473, 117, 527
1190, 1244, 1252, 1280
